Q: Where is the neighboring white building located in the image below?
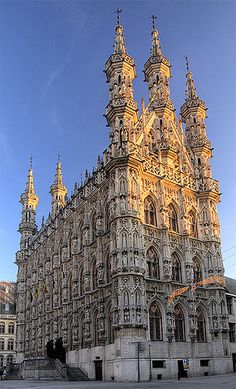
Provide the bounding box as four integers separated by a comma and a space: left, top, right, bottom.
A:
225, 277, 236, 372
0, 282, 16, 369
15, 16, 233, 381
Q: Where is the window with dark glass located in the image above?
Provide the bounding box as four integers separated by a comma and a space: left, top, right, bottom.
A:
7, 339, 14, 351
147, 248, 160, 279
168, 204, 178, 232
149, 302, 162, 341
174, 305, 185, 342
144, 197, 157, 226
229, 323, 235, 343
196, 308, 206, 342
0, 339, 4, 351
172, 253, 182, 282
0, 323, 5, 334
227, 296, 233, 315
8, 323, 14, 334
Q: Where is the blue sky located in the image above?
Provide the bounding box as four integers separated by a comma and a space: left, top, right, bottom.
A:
0, 0, 236, 281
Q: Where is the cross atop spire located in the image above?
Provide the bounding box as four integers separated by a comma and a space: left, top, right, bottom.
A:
185, 56, 190, 73
150, 15, 157, 31
114, 8, 122, 25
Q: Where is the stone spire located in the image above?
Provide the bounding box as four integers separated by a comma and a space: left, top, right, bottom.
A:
104, 10, 138, 153
50, 156, 67, 219
185, 57, 197, 100
143, 16, 174, 117
18, 158, 39, 250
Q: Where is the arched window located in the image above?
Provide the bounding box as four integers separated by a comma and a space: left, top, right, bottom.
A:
168, 204, 178, 232
6, 354, 14, 365
172, 253, 182, 282
144, 197, 157, 226
121, 232, 128, 248
0, 355, 4, 367
106, 255, 111, 283
149, 302, 162, 341
26, 210, 30, 222
79, 268, 84, 296
119, 178, 126, 193
92, 260, 97, 290
174, 305, 185, 342
7, 339, 14, 351
94, 311, 99, 346
193, 258, 202, 283
0, 339, 4, 351
107, 307, 114, 344
146, 247, 160, 279
80, 315, 85, 349
91, 213, 96, 242
8, 323, 14, 334
196, 308, 206, 342
118, 74, 121, 84
68, 273, 72, 302
189, 211, 198, 237
0, 323, 5, 334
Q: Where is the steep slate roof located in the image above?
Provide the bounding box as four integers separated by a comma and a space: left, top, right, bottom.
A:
225, 277, 236, 296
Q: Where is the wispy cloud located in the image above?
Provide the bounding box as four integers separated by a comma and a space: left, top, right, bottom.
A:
0, 129, 12, 167
40, 38, 74, 104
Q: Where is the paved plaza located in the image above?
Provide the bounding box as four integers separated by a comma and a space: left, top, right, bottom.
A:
0, 374, 235, 389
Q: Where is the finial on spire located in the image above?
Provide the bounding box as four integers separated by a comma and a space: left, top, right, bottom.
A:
185, 56, 190, 72
114, 8, 122, 25
150, 15, 157, 31
29, 155, 33, 170
57, 151, 61, 163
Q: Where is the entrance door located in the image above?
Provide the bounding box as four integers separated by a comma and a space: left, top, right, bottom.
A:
95, 360, 103, 381
232, 353, 236, 373
178, 360, 188, 378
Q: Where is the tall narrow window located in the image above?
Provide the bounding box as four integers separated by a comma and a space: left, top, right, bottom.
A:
144, 197, 157, 226
0, 339, 4, 351
189, 211, 198, 237
174, 305, 185, 342
196, 308, 206, 342
149, 302, 162, 341
168, 204, 178, 232
106, 255, 111, 283
92, 260, 97, 290
172, 253, 182, 282
193, 258, 201, 283
0, 323, 5, 334
94, 312, 99, 346
147, 247, 160, 279
0, 355, 3, 367
8, 323, 14, 334
107, 308, 114, 344
7, 339, 14, 351
80, 268, 84, 296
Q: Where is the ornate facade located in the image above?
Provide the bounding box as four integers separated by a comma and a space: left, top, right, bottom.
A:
16, 17, 233, 381
0, 282, 17, 370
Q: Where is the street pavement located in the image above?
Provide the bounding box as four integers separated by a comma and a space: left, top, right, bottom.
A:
0, 374, 235, 389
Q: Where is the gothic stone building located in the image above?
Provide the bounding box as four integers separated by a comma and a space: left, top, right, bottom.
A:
15, 18, 233, 381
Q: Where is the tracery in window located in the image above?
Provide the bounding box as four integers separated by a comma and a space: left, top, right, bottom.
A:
146, 247, 160, 279
8, 323, 14, 334
168, 204, 178, 232
144, 197, 157, 226
7, 339, 14, 351
196, 307, 206, 342
172, 253, 182, 282
174, 304, 185, 342
149, 302, 162, 341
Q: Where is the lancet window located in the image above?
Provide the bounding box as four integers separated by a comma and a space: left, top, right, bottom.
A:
172, 253, 182, 282
189, 211, 198, 237
149, 302, 162, 341
174, 304, 185, 342
0, 323, 5, 334
168, 204, 178, 232
144, 197, 157, 226
196, 308, 206, 342
193, 258, 202, 283
147, 247, 160, 279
